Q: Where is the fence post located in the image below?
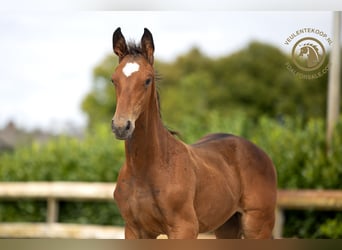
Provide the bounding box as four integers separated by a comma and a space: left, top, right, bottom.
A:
47, 197, 58, 224
273, 207, 284, 239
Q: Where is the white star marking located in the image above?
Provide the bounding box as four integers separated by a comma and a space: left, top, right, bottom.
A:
122, 62, 140, 77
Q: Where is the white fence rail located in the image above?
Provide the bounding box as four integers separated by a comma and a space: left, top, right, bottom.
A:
0, 182, 116, 224
0, 182, 341, 238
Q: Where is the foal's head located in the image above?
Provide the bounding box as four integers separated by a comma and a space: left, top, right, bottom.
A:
111, 28, 155, 140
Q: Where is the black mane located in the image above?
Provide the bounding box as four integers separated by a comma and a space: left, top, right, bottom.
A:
123, 41, 179, 138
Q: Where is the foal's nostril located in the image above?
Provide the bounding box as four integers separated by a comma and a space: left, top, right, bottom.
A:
112, 119, 133, 139
125, 120, 131, 131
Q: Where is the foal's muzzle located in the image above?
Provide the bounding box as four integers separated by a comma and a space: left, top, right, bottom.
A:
111, 119, 134, 140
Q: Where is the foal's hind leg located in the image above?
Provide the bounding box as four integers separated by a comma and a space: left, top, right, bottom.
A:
241, 209, 275, 239
214, 213, 243, 239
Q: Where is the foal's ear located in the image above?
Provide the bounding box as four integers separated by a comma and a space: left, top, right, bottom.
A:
113, 27, 128, 62
141, 28, 155, 65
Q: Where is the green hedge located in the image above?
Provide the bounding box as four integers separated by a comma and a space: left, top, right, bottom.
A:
0, 124, 124, 182
0, 123, 125, 225
0, 115, 341, 237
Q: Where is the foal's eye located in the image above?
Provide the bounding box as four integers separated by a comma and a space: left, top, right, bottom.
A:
145, 78, 152, 87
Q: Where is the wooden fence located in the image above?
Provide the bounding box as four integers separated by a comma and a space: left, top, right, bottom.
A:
0, 182, 341, 239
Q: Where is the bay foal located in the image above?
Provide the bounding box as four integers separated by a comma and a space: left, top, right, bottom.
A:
111, 28, 277, 239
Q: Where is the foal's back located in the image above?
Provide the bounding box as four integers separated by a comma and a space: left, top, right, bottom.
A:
191, 133, 276, 182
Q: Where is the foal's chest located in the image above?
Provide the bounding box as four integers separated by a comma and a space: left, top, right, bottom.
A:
114, 180, 166, 232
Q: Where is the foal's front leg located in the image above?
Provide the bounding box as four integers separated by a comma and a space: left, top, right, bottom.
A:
167, 222, 199, 239
166, 209, 199, 239
124, 224, 158, 239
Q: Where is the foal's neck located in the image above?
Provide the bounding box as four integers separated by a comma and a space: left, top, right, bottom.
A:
124, 87, 173, 172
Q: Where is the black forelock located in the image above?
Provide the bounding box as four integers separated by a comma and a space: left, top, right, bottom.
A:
126, 41, 143, 56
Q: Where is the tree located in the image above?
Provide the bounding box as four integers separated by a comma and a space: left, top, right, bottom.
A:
81, 42, 331, 129
81, 55, 117, 128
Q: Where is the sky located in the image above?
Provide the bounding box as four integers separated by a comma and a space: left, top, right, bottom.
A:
0, 11, 336, 132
